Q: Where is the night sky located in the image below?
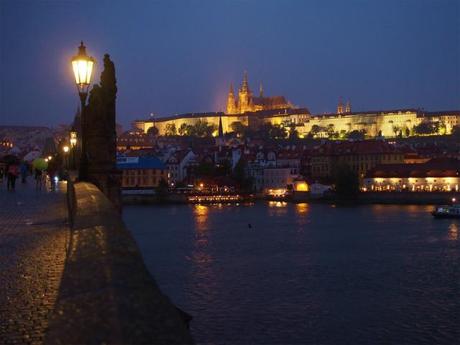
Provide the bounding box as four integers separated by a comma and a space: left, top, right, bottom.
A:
0, 0, 459, 128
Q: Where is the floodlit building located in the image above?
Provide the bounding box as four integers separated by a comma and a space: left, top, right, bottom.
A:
362, 158, 460, 192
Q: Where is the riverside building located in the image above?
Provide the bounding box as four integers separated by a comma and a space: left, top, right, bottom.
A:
362, 158, 460, 192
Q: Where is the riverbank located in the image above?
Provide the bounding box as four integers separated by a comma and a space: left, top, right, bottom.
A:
121, 190, 459, 206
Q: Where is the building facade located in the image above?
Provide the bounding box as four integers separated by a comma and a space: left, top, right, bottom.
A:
117, 156, 169, 189
362, 158, 460, 192
310, 141, 405, 179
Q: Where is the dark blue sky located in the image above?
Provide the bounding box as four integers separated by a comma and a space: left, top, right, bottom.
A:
1, 0, 459, 128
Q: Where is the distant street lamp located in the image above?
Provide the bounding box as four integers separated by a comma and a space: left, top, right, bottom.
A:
71, 41, 95, 180
69, 130, 78, 171
70, 131, 77, 147
62, 145, 70, 171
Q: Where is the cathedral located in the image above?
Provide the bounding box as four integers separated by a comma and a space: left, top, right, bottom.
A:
226, 72, 292, 114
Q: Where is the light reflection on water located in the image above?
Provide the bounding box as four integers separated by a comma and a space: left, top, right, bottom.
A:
123, 202, 459, 345
448, 223, 458, 240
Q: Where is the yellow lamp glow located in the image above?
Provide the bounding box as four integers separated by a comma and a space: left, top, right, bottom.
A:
70, 131, 77, 147
63, 145, 70, 153
71, 42, 95, 93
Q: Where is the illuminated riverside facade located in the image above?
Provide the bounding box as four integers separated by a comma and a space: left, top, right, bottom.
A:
362, 158, 460, 192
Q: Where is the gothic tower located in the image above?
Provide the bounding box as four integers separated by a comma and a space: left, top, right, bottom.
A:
238, 71, 253, 113
345, 100, 351, 113
337, 97, 344, 114
226, 83, 237, 114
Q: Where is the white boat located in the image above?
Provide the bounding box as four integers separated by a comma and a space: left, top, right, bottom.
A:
432, 204, 460, 218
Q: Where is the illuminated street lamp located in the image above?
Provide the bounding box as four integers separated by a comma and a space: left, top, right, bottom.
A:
71, 41, 95, 180
70, 131, 77, 147
63, 145, 69, 153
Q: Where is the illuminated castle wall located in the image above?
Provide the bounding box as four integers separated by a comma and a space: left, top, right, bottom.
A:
132, 72, 460, 138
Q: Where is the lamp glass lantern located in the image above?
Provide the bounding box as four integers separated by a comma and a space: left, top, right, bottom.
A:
71, 42, 95, 95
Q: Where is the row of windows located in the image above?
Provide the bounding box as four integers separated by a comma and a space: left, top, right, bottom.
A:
123, 176, 164, 186
123, 169, 166, 176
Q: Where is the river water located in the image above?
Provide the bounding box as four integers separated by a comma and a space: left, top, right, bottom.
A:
123, 202, 459, 344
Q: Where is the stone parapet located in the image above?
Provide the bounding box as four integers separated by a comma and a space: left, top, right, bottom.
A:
45, 182, 193, 344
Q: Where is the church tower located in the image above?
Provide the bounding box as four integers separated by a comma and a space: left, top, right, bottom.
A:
337, 97, 344, 114
238, 71, 253, 113
226, 83, 237, 114
345, 100, 351, 113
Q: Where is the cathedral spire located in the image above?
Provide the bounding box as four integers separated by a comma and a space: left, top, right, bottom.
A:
241, 71, 249, 93
337, 97, 344, 114
259, 83, 264, 97
226, 82, 237, 114
345, 99, 351, 113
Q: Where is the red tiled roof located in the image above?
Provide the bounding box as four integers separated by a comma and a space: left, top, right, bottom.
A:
365, 158, 460, 178
312, 140, 401, 156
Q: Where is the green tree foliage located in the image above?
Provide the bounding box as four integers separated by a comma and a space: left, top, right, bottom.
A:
176, 120, 215, 137
288, 126, 299, 140
165, 123, 177, 136
309, 124, 323, 138
346, 129, 366, 140
230, 121, 247, 136
258, 123, 287, 140
334, 164, 360, 198
147, 126, 159, 136
232, 158, 253, 192
413, 121, 439, 135
178, 123, 189, 136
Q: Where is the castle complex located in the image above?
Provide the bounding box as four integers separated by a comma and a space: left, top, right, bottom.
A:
132, 72, 460, 138
226, 72, 292, 114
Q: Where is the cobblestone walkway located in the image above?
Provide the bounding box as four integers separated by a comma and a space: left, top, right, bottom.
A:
0, 180, 70, 344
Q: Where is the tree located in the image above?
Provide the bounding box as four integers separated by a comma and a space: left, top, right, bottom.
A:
156, 178, 169, 201
288, 126, 299, 140
404, 127, 410, 137
178, 123, 188, 136
309, 125, 322, 138
230, 121, 247, 137
147, 126, 159, 136
269, 124, 287, 139
347, 129, 366, 140
438, 121, 447, 135
327, 124, 335, 137
413, 121, 438, 135
334, 164, 359, 198
165, 123, 177, 136
232, 158, 253, 192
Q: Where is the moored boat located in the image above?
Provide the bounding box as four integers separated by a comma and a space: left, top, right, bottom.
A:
432, 203, 460, 218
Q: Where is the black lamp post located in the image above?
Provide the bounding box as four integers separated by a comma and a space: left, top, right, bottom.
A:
71, 41, 95, 181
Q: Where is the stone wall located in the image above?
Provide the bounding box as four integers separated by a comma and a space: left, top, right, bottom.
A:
45, 182, 193, 344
